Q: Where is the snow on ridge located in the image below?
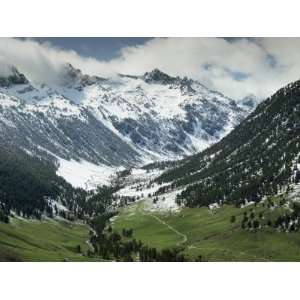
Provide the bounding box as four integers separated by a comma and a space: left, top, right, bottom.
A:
0, 92, 20, 107
0, 68, 253, 194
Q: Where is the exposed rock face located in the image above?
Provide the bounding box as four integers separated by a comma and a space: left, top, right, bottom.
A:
0, 64, 253, 171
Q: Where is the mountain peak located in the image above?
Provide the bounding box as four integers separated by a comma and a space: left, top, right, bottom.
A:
0, 65, 28, 87
60, 63, 106, 89
142, 68, 199, 95
143, 69, 176, 84
61, 63, 83, 81
147, 68, 168, 76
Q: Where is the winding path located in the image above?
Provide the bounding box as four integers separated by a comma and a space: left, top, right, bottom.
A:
134, 202, 271, 261
149, 215, 270, 260
137, 203, 187, 246
149, 214, 187, 246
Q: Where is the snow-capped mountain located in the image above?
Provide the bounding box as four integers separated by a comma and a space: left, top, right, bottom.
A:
156, 79, 300, 208
0, 64, 254, 188
59, 66, 251, 157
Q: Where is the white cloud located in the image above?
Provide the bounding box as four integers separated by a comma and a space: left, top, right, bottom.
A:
1, 37, 300, 99
0, 38, 111, 84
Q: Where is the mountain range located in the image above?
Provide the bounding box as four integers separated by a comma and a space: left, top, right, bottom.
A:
2, 61, 300, 262
0, 64, 253, 188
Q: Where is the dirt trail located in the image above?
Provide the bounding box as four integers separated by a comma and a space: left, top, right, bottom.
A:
149, 214, 187, 246
135, 202, 271, 261
137, 203, 187, 246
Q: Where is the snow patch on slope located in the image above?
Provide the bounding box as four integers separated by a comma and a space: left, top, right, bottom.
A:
144, 189, 182, 212
116, 168, 164, 198
56, 158, 117, 190
115, 167, 181, 212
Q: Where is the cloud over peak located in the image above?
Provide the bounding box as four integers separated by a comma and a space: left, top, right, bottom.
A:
0, 37, 300, 100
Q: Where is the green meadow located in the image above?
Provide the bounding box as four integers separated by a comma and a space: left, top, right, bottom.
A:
0, 217, 102, 261
112, 199, 300, 261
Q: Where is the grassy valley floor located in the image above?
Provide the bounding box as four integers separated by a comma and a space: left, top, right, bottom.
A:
2, 198, 300, 261
112, 200, 300, 261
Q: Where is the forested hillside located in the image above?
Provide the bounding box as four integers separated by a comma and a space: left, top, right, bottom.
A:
0, 146, 87, 220
156, 80, 300, 207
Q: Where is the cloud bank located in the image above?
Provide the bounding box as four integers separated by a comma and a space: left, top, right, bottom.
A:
0, 37, 300, 99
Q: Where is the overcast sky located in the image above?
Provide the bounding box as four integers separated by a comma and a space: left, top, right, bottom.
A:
0, 37, 300, 100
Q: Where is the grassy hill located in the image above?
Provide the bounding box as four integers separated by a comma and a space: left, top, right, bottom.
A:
111, 198, 300, 261
0, 217, 104, 261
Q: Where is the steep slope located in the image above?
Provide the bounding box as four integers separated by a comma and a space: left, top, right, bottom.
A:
156, 79, 300, 207
0, 85, 141, 166
60, 67, 249, 159
0, 64, 252, 188
0, 146, 86, 220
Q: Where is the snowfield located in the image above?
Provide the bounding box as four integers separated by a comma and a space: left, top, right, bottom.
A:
56, 158, 117, 190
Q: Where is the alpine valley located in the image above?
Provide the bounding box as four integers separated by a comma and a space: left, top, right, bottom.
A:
0, 64, 250, 188
2, 61, 300, 262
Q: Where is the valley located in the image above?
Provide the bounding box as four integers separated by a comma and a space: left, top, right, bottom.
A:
111, 197, 300, 261
1, 57, 300, 261
3, 191, 300, 261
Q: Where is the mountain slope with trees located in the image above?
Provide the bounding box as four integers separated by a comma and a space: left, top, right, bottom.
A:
0, 146, 88, 220
156, 79, 300, 207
